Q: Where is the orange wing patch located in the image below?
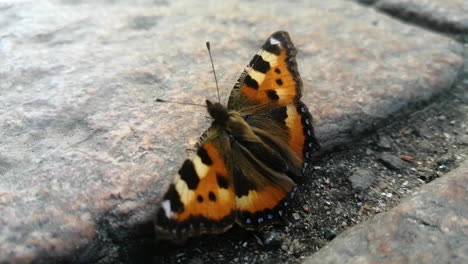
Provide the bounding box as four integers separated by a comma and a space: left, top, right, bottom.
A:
228, 31, 302, 109
285, 103, 305, 160
155, 141, 236, 239
235, 184, 296, 229
236, 186, 288, 213
240, 49, 299, 105
285, 101, 320, 172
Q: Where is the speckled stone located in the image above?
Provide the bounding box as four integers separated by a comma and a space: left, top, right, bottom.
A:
0, 0, 463, 262
303, 159, 468, 264
374, 0, 468, 35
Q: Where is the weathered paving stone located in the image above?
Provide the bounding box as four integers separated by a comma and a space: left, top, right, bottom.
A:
303, 159, 468, 264
370, 0, 468, 36
0, 0, 463, 262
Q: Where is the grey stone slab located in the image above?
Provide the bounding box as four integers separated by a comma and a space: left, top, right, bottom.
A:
0, 0, 463, 262
303, 159, 468, 264
373, 0, 468, 36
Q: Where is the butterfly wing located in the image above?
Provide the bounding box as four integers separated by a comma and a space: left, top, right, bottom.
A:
228, 31, 302, 110
246, 101, 320, 174
228, 31, 319, 172
154, 128, 236, 240
229, 138, 296, 229
154, 125, 297, 238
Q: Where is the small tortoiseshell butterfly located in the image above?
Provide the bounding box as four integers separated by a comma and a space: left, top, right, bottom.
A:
155, 31, 319, 240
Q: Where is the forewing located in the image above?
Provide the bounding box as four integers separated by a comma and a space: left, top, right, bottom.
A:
228, 31, 302, 111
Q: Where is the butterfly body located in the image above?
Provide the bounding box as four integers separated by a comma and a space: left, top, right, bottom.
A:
155, 31, 319, 240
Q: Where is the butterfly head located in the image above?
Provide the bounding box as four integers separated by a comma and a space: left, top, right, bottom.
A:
206, 100, 256, 141
206, 100, 229, 125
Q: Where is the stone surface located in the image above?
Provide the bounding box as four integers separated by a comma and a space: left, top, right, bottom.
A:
373, 0, 468, 36
376, 134, 392, 150
349, 169, 375, 191
303, 159, 468, 264
378, 153, 408, 171
0, 0, 463, 262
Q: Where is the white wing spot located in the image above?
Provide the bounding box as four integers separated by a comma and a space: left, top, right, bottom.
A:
249, 69, 266, 84
162, 200, 172, 218
193, 156, 209, 179
305, 119, 310, 125
270, 37, 280, 45
260, 50, 278, 65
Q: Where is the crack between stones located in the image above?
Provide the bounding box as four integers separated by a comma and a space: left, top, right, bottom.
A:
353, 0, 468, 43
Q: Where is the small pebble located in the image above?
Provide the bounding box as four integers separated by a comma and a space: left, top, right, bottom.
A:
379, 153, 407, 171
262, 232, 282, 250
292, 213, 301, 220
457, 134, 468, 145
377, 135, 392, 150
400, 155, 414, 162
324, 229, 337, 240
349, 169, 375, 191
436, 153, 455, 166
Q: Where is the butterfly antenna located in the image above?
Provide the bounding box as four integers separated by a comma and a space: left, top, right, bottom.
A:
206, 41, 221, 103
155, 98, 206, 108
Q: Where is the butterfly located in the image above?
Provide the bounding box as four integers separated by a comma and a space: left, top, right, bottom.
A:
154, 31, 319, 240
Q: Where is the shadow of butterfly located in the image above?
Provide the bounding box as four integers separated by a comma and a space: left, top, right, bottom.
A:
155, 31, 320, 240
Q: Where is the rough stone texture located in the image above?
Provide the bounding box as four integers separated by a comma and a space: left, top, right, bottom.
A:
303, 159, 468, 264
378, 153, 408, 171
372, 0, 468, 36
349, 169, 375, 191
0, 0, 463, 262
